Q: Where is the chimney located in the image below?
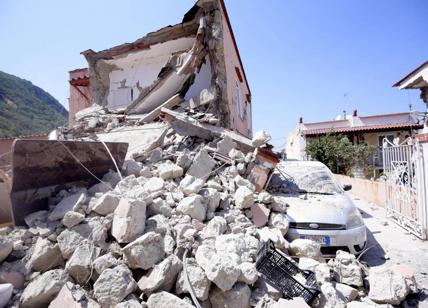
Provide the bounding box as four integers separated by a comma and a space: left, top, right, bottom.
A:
352, 109, 358, 117
299, 117, 303, 124
343, 110, 347, 120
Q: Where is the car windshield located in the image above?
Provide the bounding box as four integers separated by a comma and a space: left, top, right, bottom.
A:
268, 163, 343, 195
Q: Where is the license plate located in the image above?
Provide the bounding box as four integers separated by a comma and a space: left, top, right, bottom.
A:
300, 235, 330, 246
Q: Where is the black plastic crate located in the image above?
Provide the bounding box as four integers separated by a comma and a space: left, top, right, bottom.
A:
255, 240, 320, 304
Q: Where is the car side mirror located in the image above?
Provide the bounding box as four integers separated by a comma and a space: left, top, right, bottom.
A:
343, 184, 352, 191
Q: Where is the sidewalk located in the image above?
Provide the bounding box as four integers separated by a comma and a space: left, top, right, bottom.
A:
351, 194, 428, 305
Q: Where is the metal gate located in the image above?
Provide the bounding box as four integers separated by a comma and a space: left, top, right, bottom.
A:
382, 138, 427, 239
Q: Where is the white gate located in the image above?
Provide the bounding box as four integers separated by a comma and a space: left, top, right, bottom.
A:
382, 138, 427, 239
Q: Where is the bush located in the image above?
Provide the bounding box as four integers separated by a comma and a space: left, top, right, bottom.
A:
306, 134, 376, 176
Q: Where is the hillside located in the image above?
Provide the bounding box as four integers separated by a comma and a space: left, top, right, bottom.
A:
0, 70, 68, 138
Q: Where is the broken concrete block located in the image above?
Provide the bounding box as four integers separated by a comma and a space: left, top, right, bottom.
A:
62, 211, 85, 228
143, 177, 165, 193
72, 217, 108, 249
27, 238, 64, 272
145, 214, 171, 236
368, 266, 409, 305
93, 253, 120, 275
234, 175, 256, 191
20, 269, 69, 308
268, 212, 289, 236
391, 264, 418, 294
270, 196, 288, 213
257, 227, 289, 251
234, 186, 254, 209
102, 170, 121, 187
48, 192, 86, 221
88, 182, 112, 196
65, 242, 101, 284
186, 149, 216, 179
146, 291, 194, 308
209, 282, 251, 308
229, 148, 245, 162
112, 198, 147, 243
140, 166, 153, 178
124, 160, 142, 176
215, 233, 260, 263
92, 192, 121, 215
199, 188, 220, 219
24, 210, 49, 227
122, 232, 165, 270
320, 282, 346, 308
0, 272, 25, 290
115, 299, 145, 308
289, 239, 321, 259
0, 238, 13, 263
238, 262, 258, 285
251, 203, 270, 227
93, 264, 137, 308
176, 195, 207, 221
175, 258, 211, 301
48, 282, 91, 308
257, 191, 273, 204
138, 255, 182, 294
216, 135, 237, 156
56, 229, 86, 259
0, 283, 13, 308
251, 130, 271, 148
147, 198, 172, 218
335, 282, 359, 301
157, 163, 183, 180
195, 245, 240, 291
298, 257, 320, 272
331, 250, 363, 287
202, 216, 227, 238
179, 175, 205, 196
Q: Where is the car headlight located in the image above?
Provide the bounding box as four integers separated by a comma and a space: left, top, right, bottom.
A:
346, 208, 364, 229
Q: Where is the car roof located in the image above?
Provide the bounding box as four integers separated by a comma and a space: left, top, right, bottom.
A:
279, 160, 328, 169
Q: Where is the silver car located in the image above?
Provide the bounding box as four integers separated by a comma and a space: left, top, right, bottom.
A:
269, 160, 367, 256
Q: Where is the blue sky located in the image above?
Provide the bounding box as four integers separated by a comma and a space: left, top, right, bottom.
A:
1, 0, 427, 148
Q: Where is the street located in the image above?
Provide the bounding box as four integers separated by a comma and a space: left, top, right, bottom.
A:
352, 195, 428, 306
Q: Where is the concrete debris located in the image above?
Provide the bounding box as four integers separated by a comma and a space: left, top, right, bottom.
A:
65, 241, 101, 284
122, 232, 164, 270
368, 266, 409, 305
177, 195, 206, 221
137, 255, 182, 295
92, 192, 121, 215
251, 130, 271, 148
175, 258, 211, 301
289, 239, 321, 259
93, 264, 137, 308
195, 244, 240, 291
0, 283, 13, 308
146, 291, 194, 308
0, 237, 13, 263
234, 186, 254, 209
331, 250, 363, 287
112, 198, 147, 243
27, 238, 64, 272
2, 32, 415, 307
48, 192, 86, 221
20, 269, 69, 308
210, 282, 251, 308
62, 211, 85, 228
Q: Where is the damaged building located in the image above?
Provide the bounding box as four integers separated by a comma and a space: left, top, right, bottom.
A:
68, 0, 252, 137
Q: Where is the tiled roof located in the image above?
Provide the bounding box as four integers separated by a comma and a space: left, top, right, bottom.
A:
303, 122, 423, 136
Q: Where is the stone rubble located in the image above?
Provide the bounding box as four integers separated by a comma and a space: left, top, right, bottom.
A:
0, 90, 420, 308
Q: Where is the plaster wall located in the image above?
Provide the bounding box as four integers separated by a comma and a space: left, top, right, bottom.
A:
69, 69, 91, 126
221, 7, 252, 138
105, 37, 196, 109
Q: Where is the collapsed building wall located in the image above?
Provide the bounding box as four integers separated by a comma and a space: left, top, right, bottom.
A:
70, 0, 252, 138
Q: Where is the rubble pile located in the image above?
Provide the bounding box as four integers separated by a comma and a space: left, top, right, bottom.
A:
0, 120, 420, 308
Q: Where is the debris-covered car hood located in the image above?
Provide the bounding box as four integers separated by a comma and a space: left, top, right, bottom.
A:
275, 193, 356, 226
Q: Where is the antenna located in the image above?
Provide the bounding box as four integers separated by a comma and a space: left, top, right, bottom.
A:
343, 110, 347, 120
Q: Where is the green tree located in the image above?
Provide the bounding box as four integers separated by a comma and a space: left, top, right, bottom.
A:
306, 134, 375, 176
